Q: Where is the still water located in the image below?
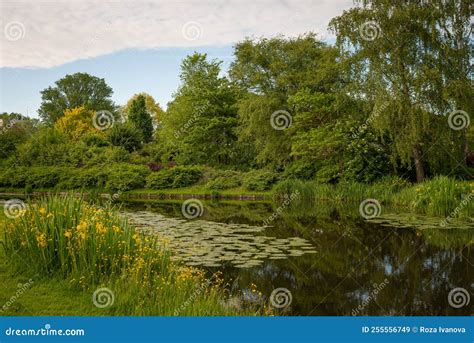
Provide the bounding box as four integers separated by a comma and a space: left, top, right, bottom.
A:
123, 200, 473, 316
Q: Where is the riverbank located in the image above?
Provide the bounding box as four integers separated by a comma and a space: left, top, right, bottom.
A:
0, 196, 262, 316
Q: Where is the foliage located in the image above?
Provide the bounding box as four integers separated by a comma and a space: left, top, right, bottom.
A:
159, 53, 241, 167
0, 113, 38, 161
146, 166, 203, 189
38, 73, 116, 125
127, 94, 154, 142
106, 122, 143, 152
242, 170, 278, 191
206, 170, 243, 190
122, 93, 165, 128
55, 106, 98, 140
105, 164, 150, 191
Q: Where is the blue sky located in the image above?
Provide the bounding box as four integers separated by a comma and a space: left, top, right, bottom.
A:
1, 46, 235, 116
0, 0, 352, 118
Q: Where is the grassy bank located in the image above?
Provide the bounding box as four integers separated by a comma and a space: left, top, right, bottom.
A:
273, 176, 474, 221
0, 196, 262, 315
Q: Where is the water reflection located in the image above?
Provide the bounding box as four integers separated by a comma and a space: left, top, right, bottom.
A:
123, 200, 474, 316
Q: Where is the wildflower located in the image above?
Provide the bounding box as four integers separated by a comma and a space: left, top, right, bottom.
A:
132, 233, 141, 245
64, 230, 73, 239
46, 213, 53, 219
112, 225, 122, 233
38, 207, 47, 216
36, 233, 47, 248
95, 222, 107, 235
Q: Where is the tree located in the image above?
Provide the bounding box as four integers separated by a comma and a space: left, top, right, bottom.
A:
329, 0, 473, 181
127, 94, 154, 143
230, 34, 349, 171
38, 73, 116, 125
0, 113, 38, 160
122, 93, 165, 128
160, 53, 241, 167
106, 122, 143, 152
54, 107, 98, 140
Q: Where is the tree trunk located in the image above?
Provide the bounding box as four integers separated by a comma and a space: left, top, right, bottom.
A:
412, 145, 425, 182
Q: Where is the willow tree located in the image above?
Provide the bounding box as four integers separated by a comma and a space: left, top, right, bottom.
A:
330, 0, 473, 181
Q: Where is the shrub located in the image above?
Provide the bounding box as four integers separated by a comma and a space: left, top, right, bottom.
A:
243, 170, 278, 191
107, 123, 143, 152
26, 167, 64, 188
0, 168, 28, 188
206, 170, 243, 190
105, 164, 150, 191
146, 166, 203, 189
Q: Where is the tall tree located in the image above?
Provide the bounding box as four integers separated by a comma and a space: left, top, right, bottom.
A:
122, 93, 165, 128
329, 0, 473, 182
160, 53, 241, 167
230, 34, 350, 172
38, 73, 116, 125
128, 94, 154, 143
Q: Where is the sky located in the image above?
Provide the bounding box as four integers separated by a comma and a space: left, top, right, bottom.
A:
0, 0, 354, 118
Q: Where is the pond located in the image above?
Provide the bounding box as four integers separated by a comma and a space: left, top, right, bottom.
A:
123, 199, 474, 316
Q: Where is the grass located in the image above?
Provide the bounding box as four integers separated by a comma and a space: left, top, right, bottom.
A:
0, 196, 263, 315
273, 176, 474, 221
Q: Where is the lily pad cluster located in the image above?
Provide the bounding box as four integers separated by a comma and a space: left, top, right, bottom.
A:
124, 211, 317, 268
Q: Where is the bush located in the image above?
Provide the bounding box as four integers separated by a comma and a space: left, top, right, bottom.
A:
146, 166, 203, 189
105, 164, 150, 191
243, 170, 278, 191
26, 167, 64, 188
0, 168, 28, 188
107, 123, 143, 152
206, 170, 243, 190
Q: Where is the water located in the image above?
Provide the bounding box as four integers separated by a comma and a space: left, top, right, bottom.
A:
123, 200, 474, 316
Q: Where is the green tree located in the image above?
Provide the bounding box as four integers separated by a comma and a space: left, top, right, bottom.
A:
127, 94, 154, 143
38, 73, 116, 125
329, 0, 473, 181
160, 53, 241, 167
0, 113, 38, 161
230, 34, 351, 173
122, 93, 165, 128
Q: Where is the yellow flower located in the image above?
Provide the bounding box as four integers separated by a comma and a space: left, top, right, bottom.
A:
38, 207, 47, 216
47, 213, 54, 219
36, 233, 47, 248
64, 230, 73, 239
112, 225, 122, 233
95, 222, 107, 235
132, 233, 141, 245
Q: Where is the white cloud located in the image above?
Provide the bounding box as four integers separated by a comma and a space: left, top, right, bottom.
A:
0, 0, 353, 68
